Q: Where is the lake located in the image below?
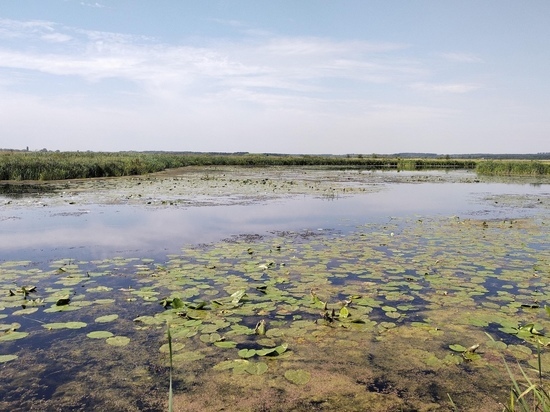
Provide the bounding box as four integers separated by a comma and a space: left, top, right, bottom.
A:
1, 168, 549, 411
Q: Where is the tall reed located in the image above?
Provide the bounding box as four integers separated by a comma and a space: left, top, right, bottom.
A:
167, 323, 173, 412
477, 160, 550, 176
0, 151, 478, 181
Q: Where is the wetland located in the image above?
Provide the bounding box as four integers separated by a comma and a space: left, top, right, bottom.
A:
1, 166, 550, 411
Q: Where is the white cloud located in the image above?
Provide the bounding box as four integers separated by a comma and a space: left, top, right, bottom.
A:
80, 2, 106, 8
410, 82, 480, 94
41, 33, 73, 43
4, 18, 529, 153
441, 52, 482, 63
0, 21, 423, 106
0, 19, 51, 41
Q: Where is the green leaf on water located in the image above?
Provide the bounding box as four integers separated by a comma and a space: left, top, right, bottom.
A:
11, 307, 39, 316
200, 324, 220, 334
0, 323, 20, 332
230, 290, 246, 305
200, 333, 222, 343
246, 362, 268, 375
213, 340, 237, 348
449, 344, 467, 352
106, 336, 130, 346
0, 354, 18, 363
133, 315, 164, 325
339, 306, 349, 318
44, 304, 81, 313
94, 314, 119, 323
284, 369, 311, 385
0, 331, 29, 341
171, 297, 185, 309
160, 342, 185, 353
238, 348, 257, 358
43, 322, 87, 330
256, 347, 276, 356
462, 351, 481, 361
256, 343, 288, 357
187, 301, 206, 310
213, 360, 241, 371
275, 343, 288, 355
87, 331, 114, 339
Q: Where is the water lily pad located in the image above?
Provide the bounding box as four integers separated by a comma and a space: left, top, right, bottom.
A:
95, 314, 119, 323
214, 340, 237, 348
43, 322, 87, 330
246, 362, 268, 375
449, 344, 467, 352
160, 342, 185, 353
11, 307, 39, 316
133, 315, 163, 325
284, 369, 311, 385
0, 331, 29, 341
339, 306, 349, 318
44, 305, 81, 313
87, 331, 114, 339
0, 322, 20, 332
238, 348, 257, 358
106, 336, 130, 346
0, 354, 18, 363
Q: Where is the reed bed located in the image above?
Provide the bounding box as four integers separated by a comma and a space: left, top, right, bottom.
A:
0, 151, 478, 181
476, 160, 550, 176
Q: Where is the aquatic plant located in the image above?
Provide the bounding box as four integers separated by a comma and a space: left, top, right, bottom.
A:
167, 322, 173, 412
502, 308, 550, 411
477, 160, 550, 176
503, 355, 550, 411
0, 151, 478, 181
1, 208, 550, 410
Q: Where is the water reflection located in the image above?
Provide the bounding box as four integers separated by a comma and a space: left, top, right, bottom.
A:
0, 181, 548, 263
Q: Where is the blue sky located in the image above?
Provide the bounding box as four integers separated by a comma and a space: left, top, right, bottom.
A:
1, 1, 548, 154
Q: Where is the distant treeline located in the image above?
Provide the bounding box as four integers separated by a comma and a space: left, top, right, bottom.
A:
0, 151, 548, 180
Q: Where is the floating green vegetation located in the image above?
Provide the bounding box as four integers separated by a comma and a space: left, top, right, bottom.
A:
0, 354, 18, 363
284, 369, 311, 385
86, 330, 114, 339
1, 212, 550, 410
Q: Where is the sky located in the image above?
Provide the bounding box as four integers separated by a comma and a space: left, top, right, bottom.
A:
0, 1, 549, 154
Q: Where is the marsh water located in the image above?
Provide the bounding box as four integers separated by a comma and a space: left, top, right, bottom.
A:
1, 168, 550, 411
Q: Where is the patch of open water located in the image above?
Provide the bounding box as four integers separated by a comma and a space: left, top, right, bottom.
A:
1, 181, 547, 263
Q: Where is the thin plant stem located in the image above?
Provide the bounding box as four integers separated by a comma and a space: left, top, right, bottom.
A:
167, 322, 173, 412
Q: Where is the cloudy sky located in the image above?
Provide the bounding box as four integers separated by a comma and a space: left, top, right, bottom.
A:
1, 1, 548, 154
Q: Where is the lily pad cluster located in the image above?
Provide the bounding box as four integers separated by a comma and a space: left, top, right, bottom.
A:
1, 211, 550, 408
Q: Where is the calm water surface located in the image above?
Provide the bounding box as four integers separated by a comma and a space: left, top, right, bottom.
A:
1, 180, 547, 263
